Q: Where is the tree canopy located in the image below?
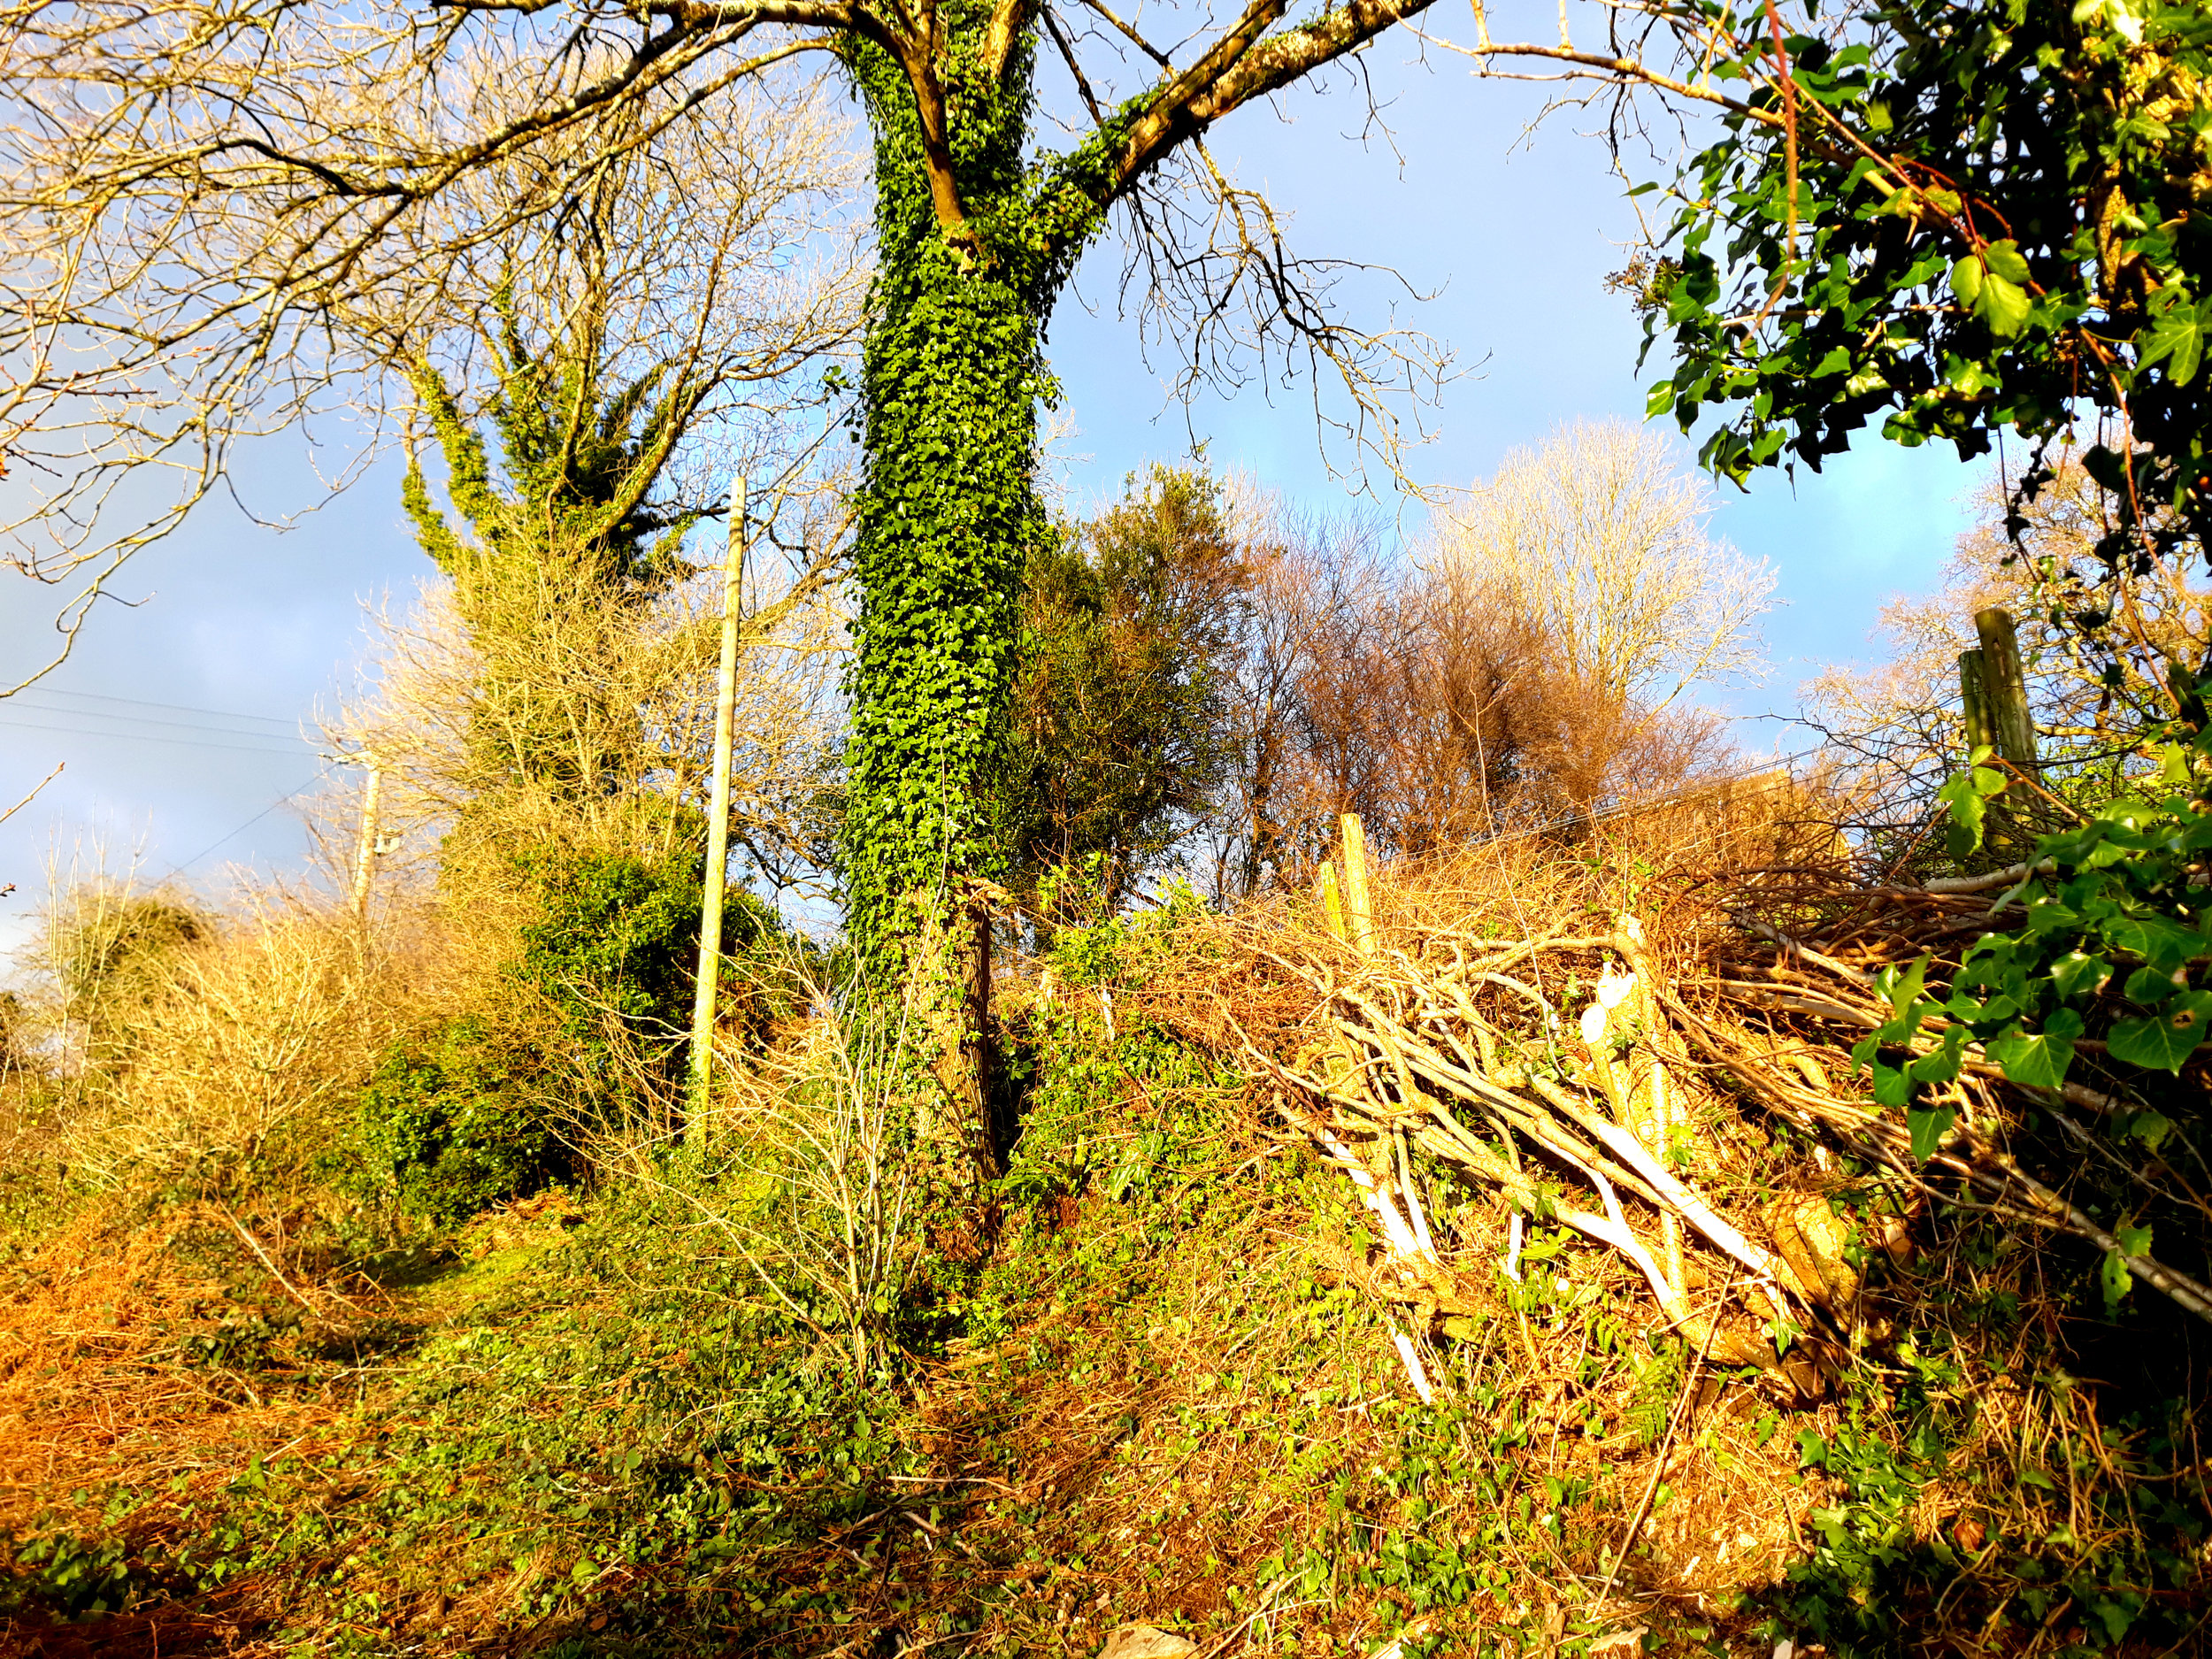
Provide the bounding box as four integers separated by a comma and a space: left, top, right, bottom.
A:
1000, 464, 1248, 916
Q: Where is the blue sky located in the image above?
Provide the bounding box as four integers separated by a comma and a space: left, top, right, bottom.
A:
0, 38, 1986, 954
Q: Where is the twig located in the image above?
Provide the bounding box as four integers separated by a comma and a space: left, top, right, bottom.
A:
217, 1203, 317, 1313
0, 761, 63, 830
1725, 910, 1872, 986
1921, 858, 2055, 895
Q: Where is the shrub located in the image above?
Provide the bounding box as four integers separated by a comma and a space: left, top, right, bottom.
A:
54, 901, 373, 1199
44, 888, 209, 1071
357, 845, 801, 1225
355, 1016, 563, 1226
513, 848, 706, 1064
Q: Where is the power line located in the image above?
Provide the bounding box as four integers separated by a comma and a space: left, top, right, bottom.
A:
154, 769, 330, 881
11, 693, 306, 742
1, 709, 309, 748
17, 687, 298, 732
0, 711, 311, 757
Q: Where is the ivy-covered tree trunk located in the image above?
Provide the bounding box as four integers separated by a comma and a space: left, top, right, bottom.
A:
839, 27, 1071, 1159
843, 37, 1044, 954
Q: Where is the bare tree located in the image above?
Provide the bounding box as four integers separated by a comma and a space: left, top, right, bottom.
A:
1286, 419, 1764, 863
1426, 418, 1776, 717
1198, 490, 1393, 900
0, 49, 862, 673
327, 532, 847, 899
1196, 449, 1755, 895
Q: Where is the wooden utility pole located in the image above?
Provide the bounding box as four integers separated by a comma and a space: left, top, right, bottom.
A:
687, 476, 746, 1145
350, 753, 383, 921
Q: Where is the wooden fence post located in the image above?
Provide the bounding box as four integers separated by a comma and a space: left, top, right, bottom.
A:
1340, 813, 1376, 958
1959, 607, 2038, 855
1958, 649, 1993, 757
1973, 607, 2039, 772
1315, 860, 1348, 944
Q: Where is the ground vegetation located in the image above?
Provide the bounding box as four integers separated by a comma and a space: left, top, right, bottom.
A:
6, 795, 2208, 1657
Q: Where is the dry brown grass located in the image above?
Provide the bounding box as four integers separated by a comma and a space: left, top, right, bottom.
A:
0, 1204, 357, 1639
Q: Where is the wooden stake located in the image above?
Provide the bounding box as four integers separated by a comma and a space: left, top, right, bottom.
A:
688, 475, 746, 1148
1339, 812, 1375, 957
1973, 607, 2038, 770
1315, 860, 1347, 943
1958, 649, 1993, 757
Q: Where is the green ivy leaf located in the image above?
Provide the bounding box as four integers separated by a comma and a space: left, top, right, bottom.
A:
1907, 1105, 1956, 1162
2101, 1224, 2150, 1312
1947, 249, 2032, 335
2048, 951, 2110, 999
1878, 955, 1932, 1023
2123, 964, 2179, 1006
1986, 1007, 2083, 1090
1870, 1062, 1913, 1110
1961, 989, 2021, 1025
1949, 253, 1985, 309
1981, 239, 2031, 286
1908, 1025, 1968, 1086
2107, 991, 2212, 1071
2138, 289, 2210, 387
2024, 898, 2081, 936
1981, 273, 2032, 338
1936, 766, 2005, 857
2100, 1248, 2133, 1310
2108, 915, 2206, 975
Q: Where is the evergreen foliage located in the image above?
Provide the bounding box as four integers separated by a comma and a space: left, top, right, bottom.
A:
401, 287, 703, 601
837, 29, 1072, 983
1001, 464, 1249, 915
360, 849, 708, 1224
357, 1016, 549, 1227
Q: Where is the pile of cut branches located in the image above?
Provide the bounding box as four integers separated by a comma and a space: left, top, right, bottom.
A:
1697, 858, 2212, 1321
1142, 819, 2212, 1403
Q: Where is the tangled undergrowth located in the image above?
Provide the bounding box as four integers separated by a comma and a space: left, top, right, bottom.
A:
1124, 813, 2212, 1655
2, 810, 2208, 1659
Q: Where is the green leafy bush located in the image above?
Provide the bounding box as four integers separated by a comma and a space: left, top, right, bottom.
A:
1933, 734, 2212, 1092
357, 1016, 557, 1226
513, 849, 705, 1061
357, 848, 809, 1225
